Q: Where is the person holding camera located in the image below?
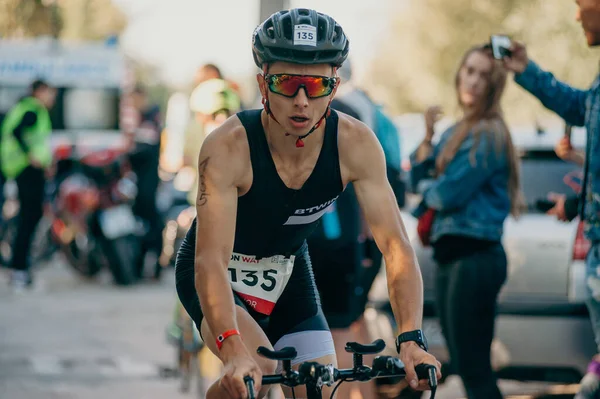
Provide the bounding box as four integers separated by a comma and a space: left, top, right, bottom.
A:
504, 2, 600, 397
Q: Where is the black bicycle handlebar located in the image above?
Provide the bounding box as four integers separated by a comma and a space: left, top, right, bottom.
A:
244, 340, 438, 399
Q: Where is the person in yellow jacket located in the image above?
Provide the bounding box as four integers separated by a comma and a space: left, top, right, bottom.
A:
1, 79, 56, 290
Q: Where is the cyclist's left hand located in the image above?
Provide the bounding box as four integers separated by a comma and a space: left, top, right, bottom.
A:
399, 342, 442, 391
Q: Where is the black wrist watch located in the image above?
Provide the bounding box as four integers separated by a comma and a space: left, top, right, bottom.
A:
395, 329, 428, 354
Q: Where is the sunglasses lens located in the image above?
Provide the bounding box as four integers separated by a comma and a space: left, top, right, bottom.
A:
277, 76, 304, 96
303, 77, 331, 97
268, 75, 335, 98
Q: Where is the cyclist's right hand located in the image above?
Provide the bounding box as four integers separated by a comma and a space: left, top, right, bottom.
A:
220, 347, 263, 399
503, 41, 529, 74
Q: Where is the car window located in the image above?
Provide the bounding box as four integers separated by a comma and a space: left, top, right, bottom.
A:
520, 150, 581, 210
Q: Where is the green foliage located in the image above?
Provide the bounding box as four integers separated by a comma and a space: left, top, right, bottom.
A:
0, 0, 126, 40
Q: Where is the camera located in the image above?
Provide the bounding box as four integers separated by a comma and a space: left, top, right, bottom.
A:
490, 35, 512, 59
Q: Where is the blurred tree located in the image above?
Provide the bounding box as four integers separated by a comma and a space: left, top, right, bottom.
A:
0, 0, 126, 40
131, 60, 171, 111
365, 0, 600, 126
0, 0, 62, 38
60, 0, 126, 40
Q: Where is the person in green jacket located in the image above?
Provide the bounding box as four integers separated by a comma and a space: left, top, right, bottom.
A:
1, 79, 56, 290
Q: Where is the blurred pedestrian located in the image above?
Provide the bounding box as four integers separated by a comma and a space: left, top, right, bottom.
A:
0, 79, 56, 290
128, 85, 164, 279
336, 60, 405, 207
505, 1, 600, 397
410, 44, 522, 399
194, 63, 242, 98
193, 63, 223, 87
184, 65, 242, 169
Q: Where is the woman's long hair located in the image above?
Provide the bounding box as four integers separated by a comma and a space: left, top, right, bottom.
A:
436, 45, 523, 217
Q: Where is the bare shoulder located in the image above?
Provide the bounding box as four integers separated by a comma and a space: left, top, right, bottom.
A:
197, 115, 251, 188
336, 112, 385, 183
198, 114, 248, 158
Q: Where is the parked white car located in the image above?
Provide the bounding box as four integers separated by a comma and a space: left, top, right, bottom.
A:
368, 123, 597, 387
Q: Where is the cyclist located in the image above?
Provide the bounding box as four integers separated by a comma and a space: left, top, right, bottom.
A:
175, 8, 441, 399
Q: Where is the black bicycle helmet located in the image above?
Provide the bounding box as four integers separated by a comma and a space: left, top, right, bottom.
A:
252, 8, 349, 68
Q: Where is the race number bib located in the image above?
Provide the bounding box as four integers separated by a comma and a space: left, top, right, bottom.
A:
228, 253, 295, 315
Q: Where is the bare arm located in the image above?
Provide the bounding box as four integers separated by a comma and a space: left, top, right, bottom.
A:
414, 140, 434, 163
341, 122, 423, 334
194, 126, 242, 350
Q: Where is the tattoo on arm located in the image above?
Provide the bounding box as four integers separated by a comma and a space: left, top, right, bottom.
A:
197, 157, 210, 207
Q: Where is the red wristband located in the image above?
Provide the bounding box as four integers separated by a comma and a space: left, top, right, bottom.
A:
216, 329, 241, 350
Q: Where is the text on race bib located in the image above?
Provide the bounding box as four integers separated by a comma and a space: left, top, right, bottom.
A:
293, 24, 317, 47
228, 253, 295, 315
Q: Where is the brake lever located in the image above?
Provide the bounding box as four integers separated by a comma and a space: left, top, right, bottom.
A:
415, 364, 438, 398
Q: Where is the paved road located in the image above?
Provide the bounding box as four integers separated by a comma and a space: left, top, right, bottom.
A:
0, 259, 579, 399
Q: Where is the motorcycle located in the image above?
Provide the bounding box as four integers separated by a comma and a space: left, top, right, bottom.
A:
49, 144, 142, 285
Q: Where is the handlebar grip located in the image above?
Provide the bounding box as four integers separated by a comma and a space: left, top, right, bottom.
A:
244, 376, 256, 399
257, 346, 297, 361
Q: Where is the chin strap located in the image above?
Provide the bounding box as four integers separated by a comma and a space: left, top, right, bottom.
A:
261, 65, 337, 148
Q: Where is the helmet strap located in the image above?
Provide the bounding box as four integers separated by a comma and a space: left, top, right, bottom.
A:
261, 64, 280, 123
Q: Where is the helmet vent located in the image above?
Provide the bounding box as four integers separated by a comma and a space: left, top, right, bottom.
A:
317, 18, 327, 42
333, 26, 342, 43
281, 15, 293, 40
265, 20, 275, 39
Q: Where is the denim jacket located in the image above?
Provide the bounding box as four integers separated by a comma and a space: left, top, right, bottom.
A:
515, 61, 600, 241
410, 125, 511, 243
